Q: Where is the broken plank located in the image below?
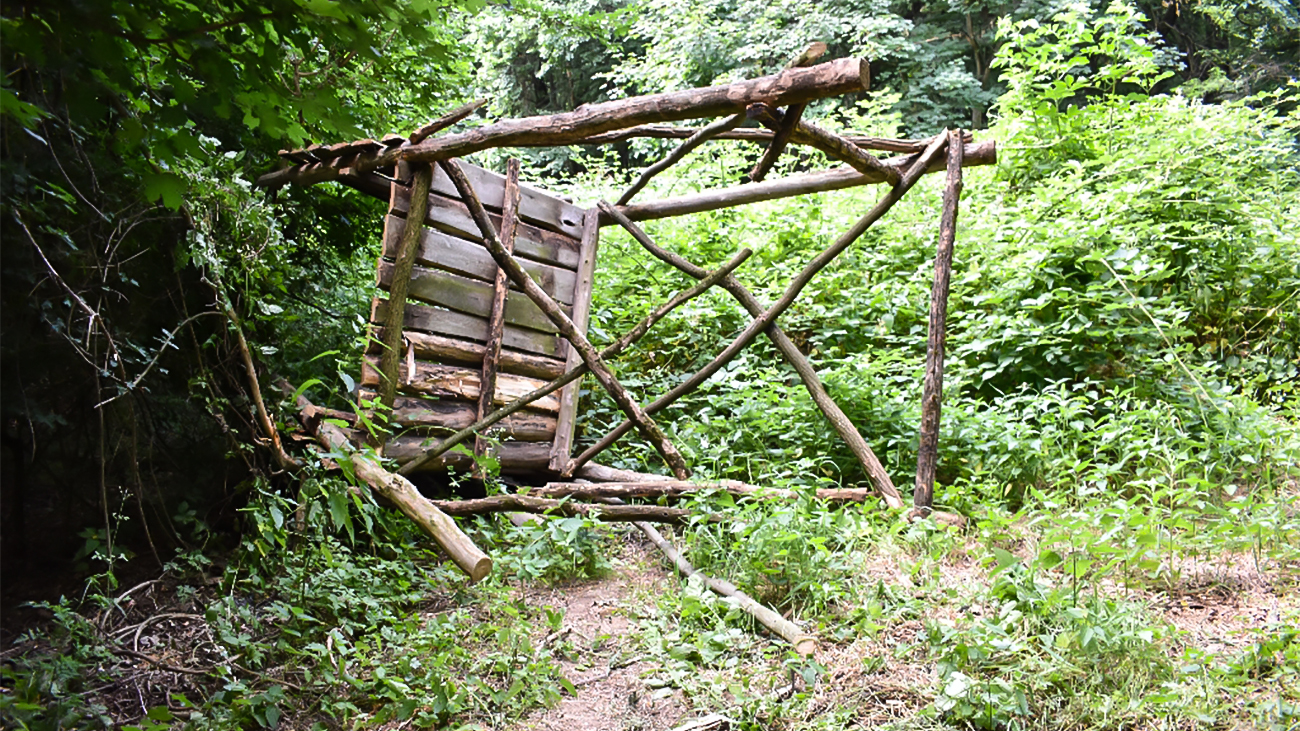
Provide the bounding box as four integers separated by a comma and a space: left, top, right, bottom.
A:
361, 356, 562, 413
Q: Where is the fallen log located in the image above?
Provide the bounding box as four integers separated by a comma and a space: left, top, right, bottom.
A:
429, 494, 695, 524
292, 390, 492, 582
529, 480, 877, 503
636, 520, 816, 656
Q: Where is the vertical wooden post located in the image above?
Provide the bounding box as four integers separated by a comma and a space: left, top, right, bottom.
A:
474, 159, 523, 476
913, 129, 965, 515
378, 164, 434, 421
549, 208, 601, 473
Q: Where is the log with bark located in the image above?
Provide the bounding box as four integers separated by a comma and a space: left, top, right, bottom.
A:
610, 139, 994, 223
428, 494, 697, 524
256, 58, 871, 190
913, 130, 965, 515
572, 125, 970, 152
291, 389, 492, 582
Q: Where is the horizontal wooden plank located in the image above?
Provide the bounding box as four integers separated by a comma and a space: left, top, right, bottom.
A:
376, 261, 567, 335
429, 161, 586, 239
382, 215, 577, 304
366, 326, 566, 380
391, 187, 582, 270
359, 391, 556, 441
371, 298, 564, 359
383, 435, 552, 474
361, 356, 561, 413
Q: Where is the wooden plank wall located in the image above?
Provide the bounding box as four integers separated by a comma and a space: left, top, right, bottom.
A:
366, 160, 591, 474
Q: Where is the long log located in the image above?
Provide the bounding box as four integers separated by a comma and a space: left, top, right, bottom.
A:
914, 129, 964, 516
530, 480, 876, 502
610, 139, 995, 223
597, 204, 904, 508
571, 125, 966, 152
429, 494, 695, 523
636, 520, 816, 656
293, 392, 492, 582
256, 58, 871, 190
477, 159, 523, 475
439, 159, 694, 481
567, 139, 948, 475
396, 246, 752, 476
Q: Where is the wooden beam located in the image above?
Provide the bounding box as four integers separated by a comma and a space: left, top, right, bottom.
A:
549, 210, 600, 472
378, 165, 433, 415
610, 139, 994, 223
428, 494, 696, 524
567, 135, 950, 475
913, 129, 965, 517
571, 125, 963, 152
476, 159, 523, 476
255, 58, 871, 190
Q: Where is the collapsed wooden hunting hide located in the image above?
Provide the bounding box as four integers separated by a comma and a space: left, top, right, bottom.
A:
262, 53, 987, 643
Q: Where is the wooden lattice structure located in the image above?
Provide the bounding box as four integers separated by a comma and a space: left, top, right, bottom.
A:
262, 50, 994, 651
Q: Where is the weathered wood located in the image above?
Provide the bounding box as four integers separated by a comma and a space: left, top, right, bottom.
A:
786, 42, 828, 69
636, 520, 815, 656
376, 261, 570, 334
384, 435, 552, 473
368, 327, 565, 380
572, 125, 966, 152
744, 42, 826, 183
428, 494, 695, 524
392, 186, 583, 270
398, 248, 751, 476
372, 298, 564, 359
354, 391, 557, 440
598, 203, 905, 508
409, 99, 487, 145
616, 112, 747, 206
294, 392, 492, 582
381, 216, 577, 302
550, 210, 600, 471
914, 129, 964, 515
748, 102, 898, 185
531, 480, 877, 502
440, 159, 694, 481
378, 165, 434, 413
429, 161, 586, 239
610, 139, 995, 223
361, 356, 562, 413
568, 136, 950, 475
477, 159, 523, 476
256, 58, 872, 190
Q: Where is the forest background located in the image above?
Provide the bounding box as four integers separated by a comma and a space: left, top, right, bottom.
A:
1, 0, 1299, 728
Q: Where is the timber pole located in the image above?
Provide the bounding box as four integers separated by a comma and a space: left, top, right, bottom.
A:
913, 129, 965, 516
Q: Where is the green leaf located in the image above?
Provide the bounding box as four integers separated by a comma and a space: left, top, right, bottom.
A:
143, 172, 185, 210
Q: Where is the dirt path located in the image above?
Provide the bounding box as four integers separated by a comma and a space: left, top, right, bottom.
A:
519, 533, 692, 731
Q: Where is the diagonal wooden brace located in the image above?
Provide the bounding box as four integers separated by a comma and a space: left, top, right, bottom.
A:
568, 133, 950, 477
617, 111, 747, 206
437, 159, 693, 481
747, 102, 900, 186
598, 201, 905, 509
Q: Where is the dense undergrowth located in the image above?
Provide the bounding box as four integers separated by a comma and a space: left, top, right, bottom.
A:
4, 4, 1299, 730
